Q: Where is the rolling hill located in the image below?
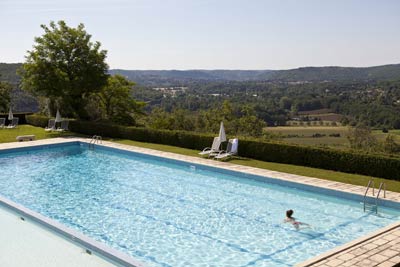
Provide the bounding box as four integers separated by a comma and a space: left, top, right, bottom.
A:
1, 62, 400, 86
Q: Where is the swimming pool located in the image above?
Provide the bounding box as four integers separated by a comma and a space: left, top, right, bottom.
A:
1, 142, 399, 267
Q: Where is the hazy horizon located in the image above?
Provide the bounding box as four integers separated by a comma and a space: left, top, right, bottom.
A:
2, 61, 400, 71
1, 0, 400, 70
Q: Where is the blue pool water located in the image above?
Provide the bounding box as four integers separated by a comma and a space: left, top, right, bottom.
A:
0, 142, 399, 267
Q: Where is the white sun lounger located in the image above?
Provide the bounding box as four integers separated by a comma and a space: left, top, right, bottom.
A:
57, 120, 69, 132
214, 138, 239, 160
45, 119, 56, 131
199, 137, 221, 156
7, 117, 19, 128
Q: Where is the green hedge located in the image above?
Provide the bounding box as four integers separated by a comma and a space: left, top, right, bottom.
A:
26, 114, 49, 127
26, 114, 400, 180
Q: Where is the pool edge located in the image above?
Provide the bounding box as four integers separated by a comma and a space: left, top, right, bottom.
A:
0, 195, 145, 267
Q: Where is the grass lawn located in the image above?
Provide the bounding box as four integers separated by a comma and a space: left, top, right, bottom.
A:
0, 125, 75, 143
1, 125, 400, 193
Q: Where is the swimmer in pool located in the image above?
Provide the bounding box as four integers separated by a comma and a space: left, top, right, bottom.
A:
284, 209, 309, 230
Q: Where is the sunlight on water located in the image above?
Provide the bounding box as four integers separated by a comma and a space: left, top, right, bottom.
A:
1, 144, 399, 267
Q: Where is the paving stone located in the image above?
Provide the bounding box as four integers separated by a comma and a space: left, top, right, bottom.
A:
389, 255, 400, 264
356, 259, 374, 266
337, 253, 356, 261
373, 239, 390, 246
381, 249, 400, 258
377, 261, 397, 267
363, 243, 379, 250
313, 262, 328, 267
325, 259, 344, 267
341, 259, 360, 266
383, 234, 399, 242
392, 230, 400, 237
378, 244, 394, 252
391, 244, 400, 252
352, 247, 368, 256
370, 254, 389, 263
365, 249, 380, 256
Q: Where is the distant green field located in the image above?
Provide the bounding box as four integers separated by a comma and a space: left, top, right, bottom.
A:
265, 126, 349, 148
266, 126, 349, 136
373, 129, 400, 141
265, 126, 400, 148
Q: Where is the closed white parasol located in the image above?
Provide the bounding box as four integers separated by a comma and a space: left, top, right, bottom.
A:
218, 121, 227, 142
55, 109, 62, 122
8, 106, 13, 120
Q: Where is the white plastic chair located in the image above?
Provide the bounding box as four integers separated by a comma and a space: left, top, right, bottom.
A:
57, 120, 69, 131
214, 138, 239, 160
45, 119, 56, 131
199, 137, 221, 156
7, 117, 19, 128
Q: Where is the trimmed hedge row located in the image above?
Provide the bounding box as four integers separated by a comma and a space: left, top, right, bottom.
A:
25, 114, 49, 127
26, 114, 400, 180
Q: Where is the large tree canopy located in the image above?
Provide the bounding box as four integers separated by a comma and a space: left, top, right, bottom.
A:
20, 20, 109, 119
97, 74, 145, 125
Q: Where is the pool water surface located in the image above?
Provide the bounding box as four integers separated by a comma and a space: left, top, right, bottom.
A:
0, 143, 399, 267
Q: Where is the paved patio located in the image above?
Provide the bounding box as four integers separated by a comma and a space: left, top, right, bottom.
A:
300, 226, 400, 267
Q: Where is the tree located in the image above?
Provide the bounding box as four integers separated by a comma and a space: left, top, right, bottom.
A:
19, 20, 109, 119
382, 134, 400, 154
148, 107, 174, 130
347, 125, 378, 151
0, 81, 12, 112
97, 75, 145, 125
236, 105, 266, 137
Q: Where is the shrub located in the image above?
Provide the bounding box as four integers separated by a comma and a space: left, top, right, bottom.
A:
238, 139, 400, 180
312, 133, 326, 138
26, 114, 50, 127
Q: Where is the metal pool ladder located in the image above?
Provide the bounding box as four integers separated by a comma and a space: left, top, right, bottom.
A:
89, 135, 102, 149
363, 179, 386, 214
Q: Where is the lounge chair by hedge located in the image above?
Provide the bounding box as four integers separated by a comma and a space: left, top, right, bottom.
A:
0, 118, 5, 128
199, 137, 221, 156
57, 120, 69, 132
7, 117, 19, 129
45, 119, 56, 131
214, 138, 238, 160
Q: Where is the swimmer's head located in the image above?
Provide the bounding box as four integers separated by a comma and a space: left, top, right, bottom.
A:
286, 209, 294, 218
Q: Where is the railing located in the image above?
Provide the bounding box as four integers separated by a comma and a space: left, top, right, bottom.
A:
363, 179, 386, 214
89, 135, 102, 149
375, 182, 386, 214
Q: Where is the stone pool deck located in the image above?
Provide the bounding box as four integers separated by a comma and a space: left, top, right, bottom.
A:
1, 137, 400, 266
300, 225, 400, 267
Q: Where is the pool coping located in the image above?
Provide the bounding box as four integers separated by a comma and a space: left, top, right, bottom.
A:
0, 195, 145, 267
1, 137, 400, 267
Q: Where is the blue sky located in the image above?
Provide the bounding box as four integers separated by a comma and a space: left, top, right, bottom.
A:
1, 0, 399, 69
